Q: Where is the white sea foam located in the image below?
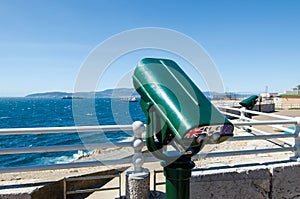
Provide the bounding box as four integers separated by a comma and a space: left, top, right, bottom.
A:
0, 116, 11, 119
54, 150, 92, 164
72, 150, 89, 160
45, 156, 74, 164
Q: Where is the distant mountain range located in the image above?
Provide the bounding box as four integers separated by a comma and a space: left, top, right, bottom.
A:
25, 88, 250, 99
25, 88, 139, 98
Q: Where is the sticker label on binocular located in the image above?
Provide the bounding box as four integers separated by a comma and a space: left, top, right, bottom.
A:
184, 124, 233, 139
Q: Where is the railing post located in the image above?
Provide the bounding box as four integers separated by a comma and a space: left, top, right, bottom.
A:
126, 121, 150, 199
240, 107, 252, 132
153, 170, 157, 193
240, 107, 246, 118
240, 107, 247, 131
118, 173, 122, 198
291, 117, 300, 161
63, 177, 67, 199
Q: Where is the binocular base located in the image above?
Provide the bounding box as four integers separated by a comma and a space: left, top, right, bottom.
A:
162, 156, 195, 199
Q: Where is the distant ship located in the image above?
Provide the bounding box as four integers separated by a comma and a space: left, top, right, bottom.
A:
62, 96, 83, 99
120, 97, 138, 102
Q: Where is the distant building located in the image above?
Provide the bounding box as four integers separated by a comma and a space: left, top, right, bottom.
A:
274, 88, 300, 109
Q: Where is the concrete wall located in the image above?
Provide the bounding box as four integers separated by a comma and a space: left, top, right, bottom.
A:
190, 162, 300, 199
277, 98, 300, 109
274, 95, 300, 109
253, 103, 275, 113
0, 168, 127, 199
4, 161, 300, 198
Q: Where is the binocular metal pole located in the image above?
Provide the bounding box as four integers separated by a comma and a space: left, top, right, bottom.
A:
162, 156, 195, 199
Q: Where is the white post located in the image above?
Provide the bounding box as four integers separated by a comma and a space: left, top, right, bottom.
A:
291, 117, 300, 161
132, 121, 145, 172
126, 121, 150, 199
240, 107, 247, 131
240, 107, 246, 118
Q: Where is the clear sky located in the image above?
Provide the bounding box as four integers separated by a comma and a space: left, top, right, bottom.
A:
0, 0, 299, 97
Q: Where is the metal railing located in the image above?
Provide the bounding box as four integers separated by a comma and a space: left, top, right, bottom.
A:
1, 109, 299, 173
63, 173, 122, 199
212, 100, 275, 108
275, 103, 300, 110
0, 122, 150, 198
153, 170, 164, 194
1, 106, 300, 196
203, 105, 300, 160
151, 106, 300, 193
0, 125, 136, 173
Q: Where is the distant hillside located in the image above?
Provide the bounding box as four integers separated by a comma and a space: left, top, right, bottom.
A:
25, 88, 249, 99
26, 91, 72, 98
25, 88, 139, 98
95, 88, 138, 98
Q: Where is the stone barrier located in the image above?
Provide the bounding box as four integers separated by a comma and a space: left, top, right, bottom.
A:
190, 161, 300, 199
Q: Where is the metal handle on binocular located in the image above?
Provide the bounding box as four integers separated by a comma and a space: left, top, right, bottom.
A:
144, 101, 202, 162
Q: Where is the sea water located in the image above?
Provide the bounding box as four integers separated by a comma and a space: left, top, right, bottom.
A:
0, 98, 145, 168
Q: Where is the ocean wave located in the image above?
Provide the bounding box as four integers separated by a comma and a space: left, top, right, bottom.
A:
0, 116, 11, 119
40, 155, 74, 165
0, 98, 145, 167
55, 150, 91, 164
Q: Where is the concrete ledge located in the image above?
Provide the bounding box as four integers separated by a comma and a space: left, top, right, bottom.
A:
191, 167, 271, 199
190, 161, 300, 199
271, 163, 300, 199
3, 161, 300, 198
0, 193, 31, 199
0, 166, 128, 199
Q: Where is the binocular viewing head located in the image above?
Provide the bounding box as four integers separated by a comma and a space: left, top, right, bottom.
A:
239, 95, 259, 110
133, 58, 234, 161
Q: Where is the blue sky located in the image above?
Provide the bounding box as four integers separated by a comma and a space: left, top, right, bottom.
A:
0, 0, 299, 96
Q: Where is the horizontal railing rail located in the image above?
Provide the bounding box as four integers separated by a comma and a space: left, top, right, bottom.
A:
275, 103, 300, 109
0, 124, 136, 173
218, 105, 299, 146
0, 156, 159, 174
0, 125, 133, 135
0, 142, 132, 155
218, 105, 297, 120
194, 147, 295, 159
232, 120, 297, 126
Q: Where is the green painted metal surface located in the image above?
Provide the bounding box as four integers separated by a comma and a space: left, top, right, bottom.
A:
132, 58, 235, 199
163, 156, 195, 199
133, 58, 233, 153
239, 95, 259, 110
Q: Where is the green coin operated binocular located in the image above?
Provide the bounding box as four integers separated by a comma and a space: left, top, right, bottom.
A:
133, 58, 234, 160
133, 58, 234, 199
239, 95, 259, 110
239, 95, 259, 133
